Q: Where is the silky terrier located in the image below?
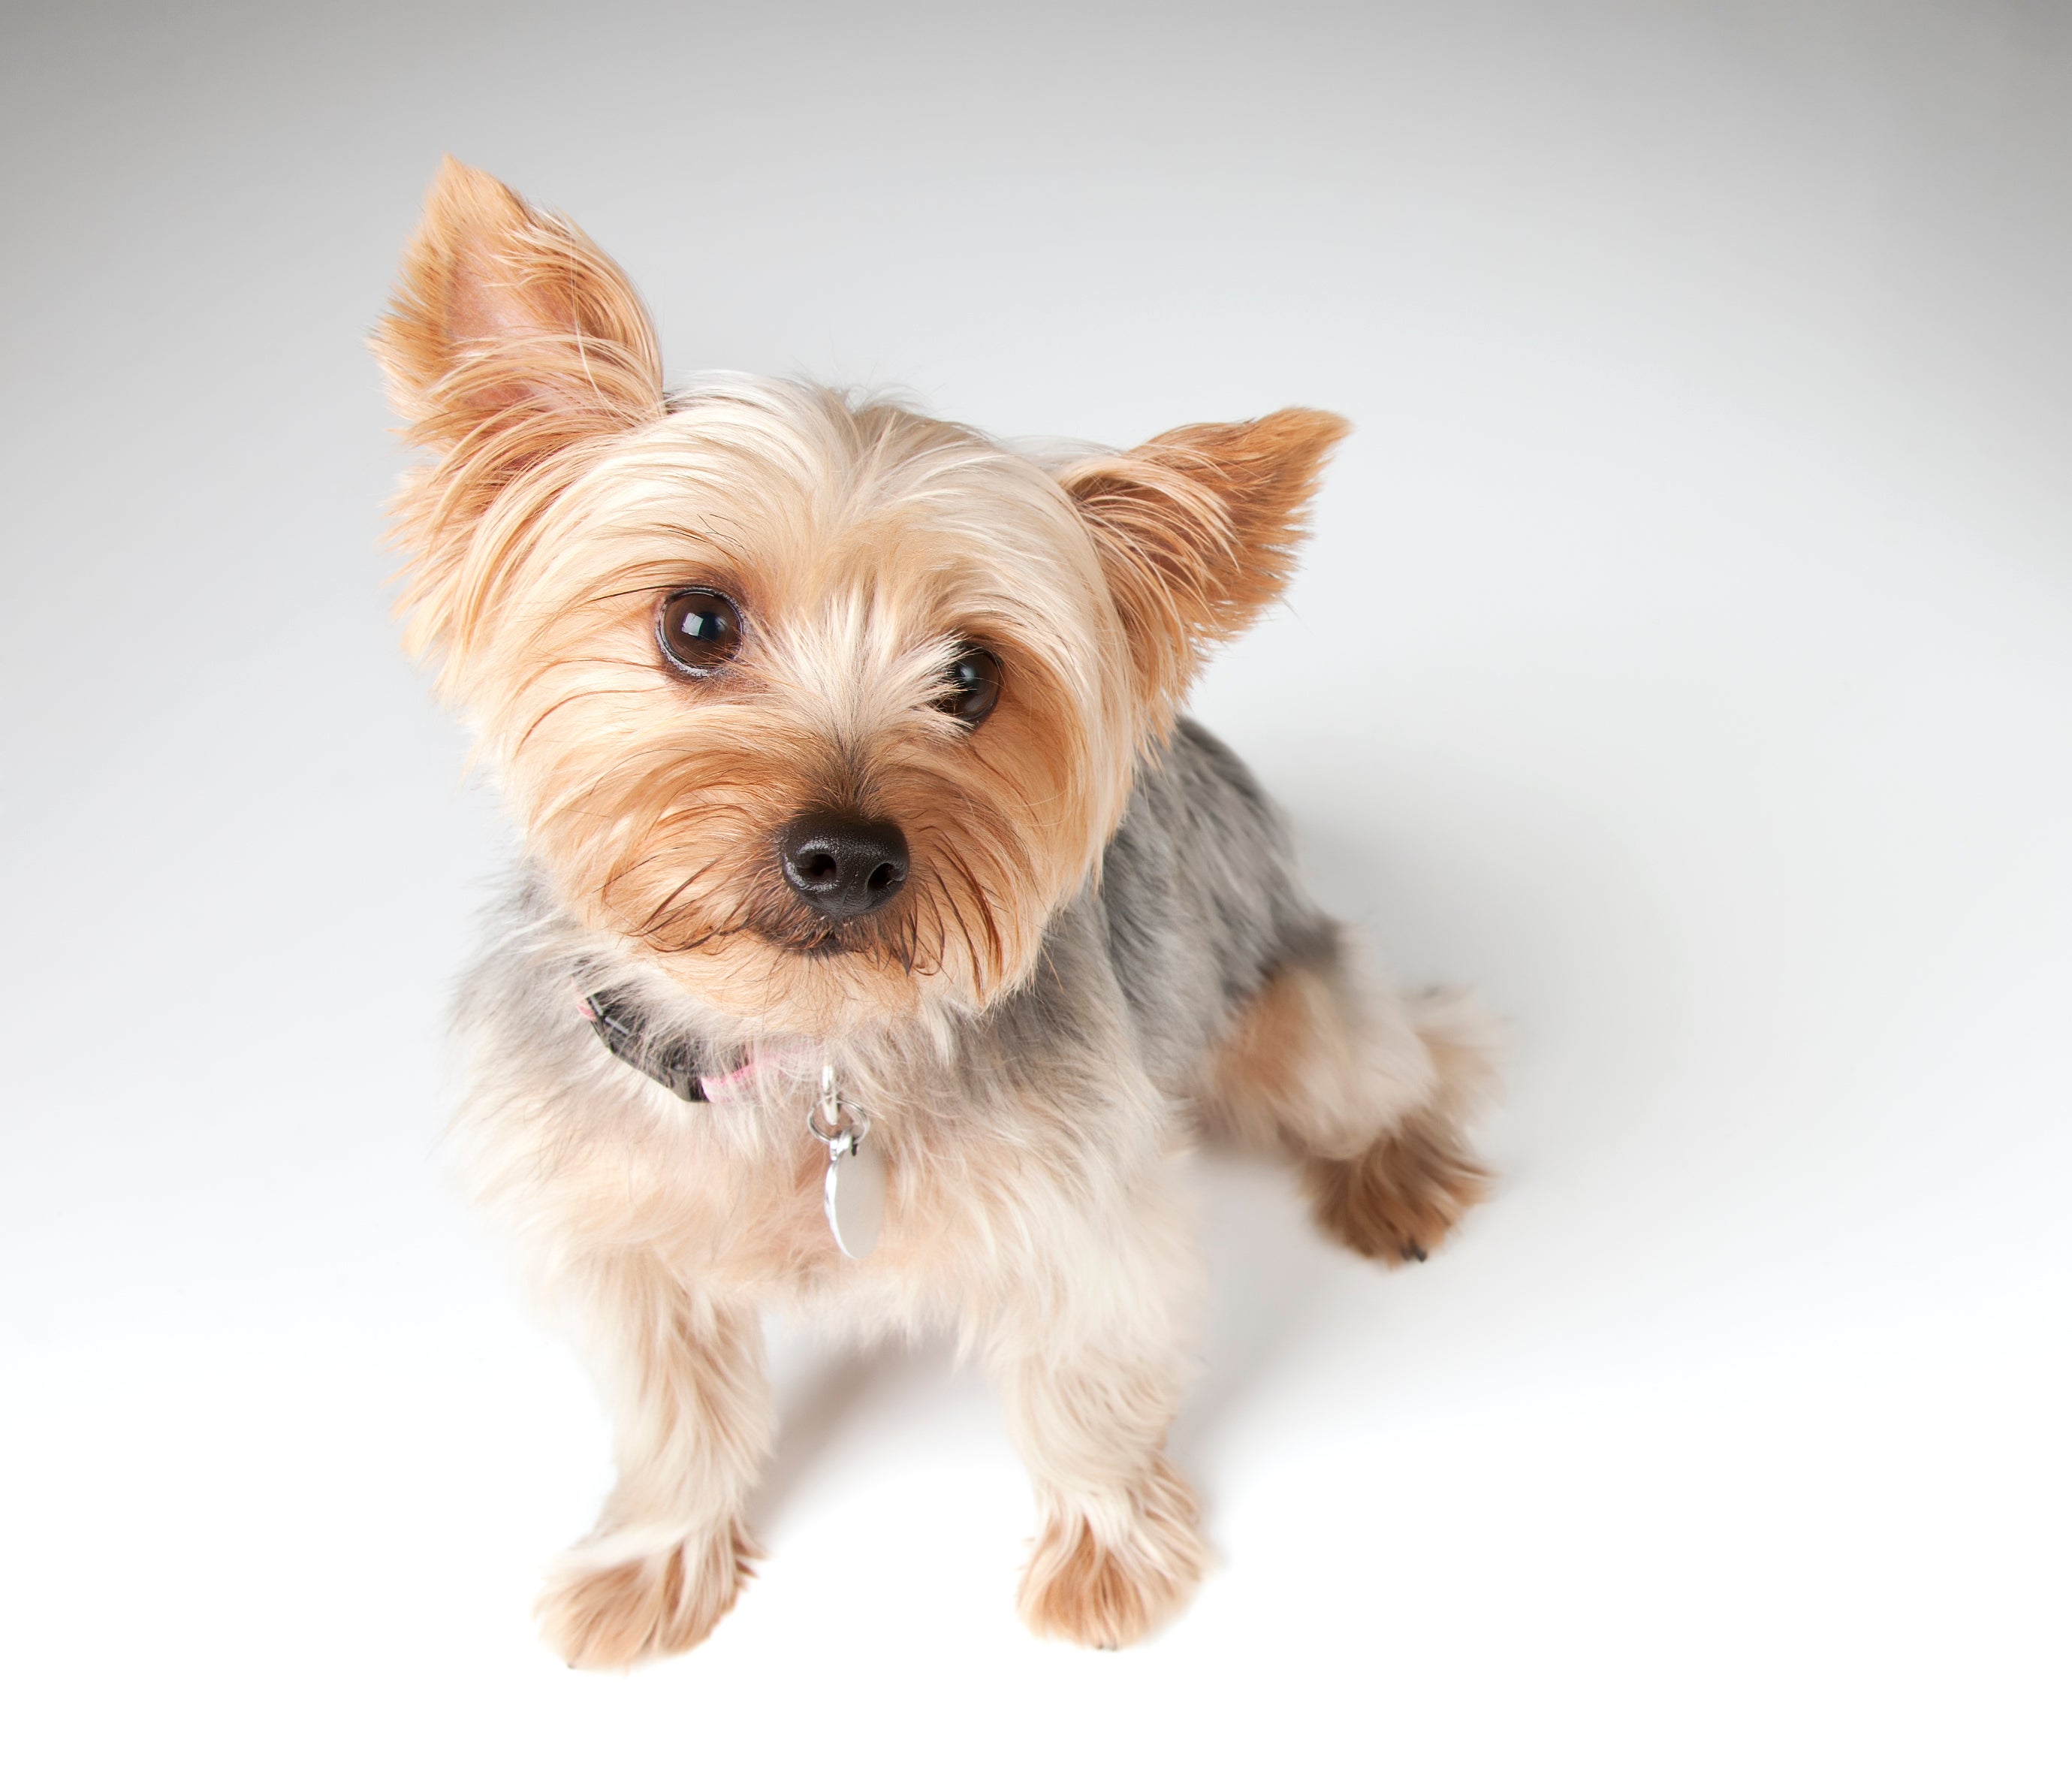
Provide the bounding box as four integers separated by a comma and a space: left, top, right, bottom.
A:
374, 159, 1495, 1664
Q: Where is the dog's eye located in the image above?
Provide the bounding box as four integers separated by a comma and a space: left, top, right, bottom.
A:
656, 587, 743, 675
934, 644, 1002, 728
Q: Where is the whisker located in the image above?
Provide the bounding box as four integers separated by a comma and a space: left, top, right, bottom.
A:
936, 872, 985, 997
634, 857, 720, 936
512, 681, 651, 756
943, 850, 1006, 989
508, 651, 647, 705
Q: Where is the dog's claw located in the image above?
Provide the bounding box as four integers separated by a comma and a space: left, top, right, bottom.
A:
1403, 1242, 1428, 1263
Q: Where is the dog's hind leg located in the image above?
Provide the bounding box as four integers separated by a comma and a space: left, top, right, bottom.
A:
1202, 943, 1497, 1266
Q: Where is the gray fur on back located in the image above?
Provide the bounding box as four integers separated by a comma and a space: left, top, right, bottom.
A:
1081, 717, 1337, 1091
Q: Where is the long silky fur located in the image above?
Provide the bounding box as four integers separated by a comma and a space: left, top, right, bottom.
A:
375, 159, 1495, 1663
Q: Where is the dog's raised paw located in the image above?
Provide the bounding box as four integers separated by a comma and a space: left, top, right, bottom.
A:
536, 1519, 757, 1669
1304, 1106, 1488, 1268
1016, 1460, 1208, 1650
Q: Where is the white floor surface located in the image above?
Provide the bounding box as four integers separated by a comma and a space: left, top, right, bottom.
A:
4, 4, 2067, 1773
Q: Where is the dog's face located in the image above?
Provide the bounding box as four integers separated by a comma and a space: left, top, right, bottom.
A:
375, 161, 1345, 1035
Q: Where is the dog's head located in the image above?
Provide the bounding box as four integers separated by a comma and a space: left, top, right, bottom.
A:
375, 160, 1345, 1035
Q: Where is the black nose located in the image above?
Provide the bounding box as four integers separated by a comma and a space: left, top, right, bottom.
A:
777, 811, 910, 919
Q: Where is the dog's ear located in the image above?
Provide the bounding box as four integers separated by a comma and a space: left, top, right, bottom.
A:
375, 160, 666, 673
1059, 409, 1350, 729
374, 156, 664, 486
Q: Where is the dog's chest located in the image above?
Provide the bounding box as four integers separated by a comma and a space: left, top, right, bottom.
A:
612, 1078, 1036, 1309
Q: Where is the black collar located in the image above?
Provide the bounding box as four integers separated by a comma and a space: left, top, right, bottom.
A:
578, 988, 725, 1103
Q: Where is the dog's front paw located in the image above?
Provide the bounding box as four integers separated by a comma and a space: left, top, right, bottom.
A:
1017, 1459, 1208, 1650
535, 1518, 758, 1669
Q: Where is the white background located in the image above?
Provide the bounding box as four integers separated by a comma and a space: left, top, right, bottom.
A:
4, 2, 2067, 1772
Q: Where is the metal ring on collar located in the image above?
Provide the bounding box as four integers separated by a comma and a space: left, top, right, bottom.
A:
807, 1101, 869, 1146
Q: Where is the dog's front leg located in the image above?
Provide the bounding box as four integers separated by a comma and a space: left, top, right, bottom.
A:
989, 1221, 1209, 1648
533, 1251, 770, 1668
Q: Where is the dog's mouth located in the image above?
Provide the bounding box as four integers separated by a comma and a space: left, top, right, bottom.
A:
758, 923, 850, 957
636, 871, 958, 989
759, 910, 899, 961
750, 915, 952, 989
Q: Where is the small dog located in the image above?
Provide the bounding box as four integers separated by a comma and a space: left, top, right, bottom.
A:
375, 159, 1495, 1665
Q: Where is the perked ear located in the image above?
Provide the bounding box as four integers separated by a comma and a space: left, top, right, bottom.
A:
374, 160, 666, 672
1060, 409, 1350, 731
373, 156, 665, 500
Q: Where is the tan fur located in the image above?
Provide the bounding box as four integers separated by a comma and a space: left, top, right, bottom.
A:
374, 158, 667, 672
1060, 410, 1351, 734
1210, 963, 1496, 1264
375, 161, 1495, 1660
1017, 1457, 1206, 1647
538, 1519, 759, 1668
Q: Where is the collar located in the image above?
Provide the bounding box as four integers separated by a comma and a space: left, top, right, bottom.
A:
579, 987, 719, 1102
578, 987, 795, 1104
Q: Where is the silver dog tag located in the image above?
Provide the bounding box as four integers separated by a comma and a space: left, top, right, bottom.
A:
822, 1131, 886, 1260
811, 1065, 884, 1260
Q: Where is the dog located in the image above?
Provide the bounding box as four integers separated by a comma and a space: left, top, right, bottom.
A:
373, 158, 1495, 1665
